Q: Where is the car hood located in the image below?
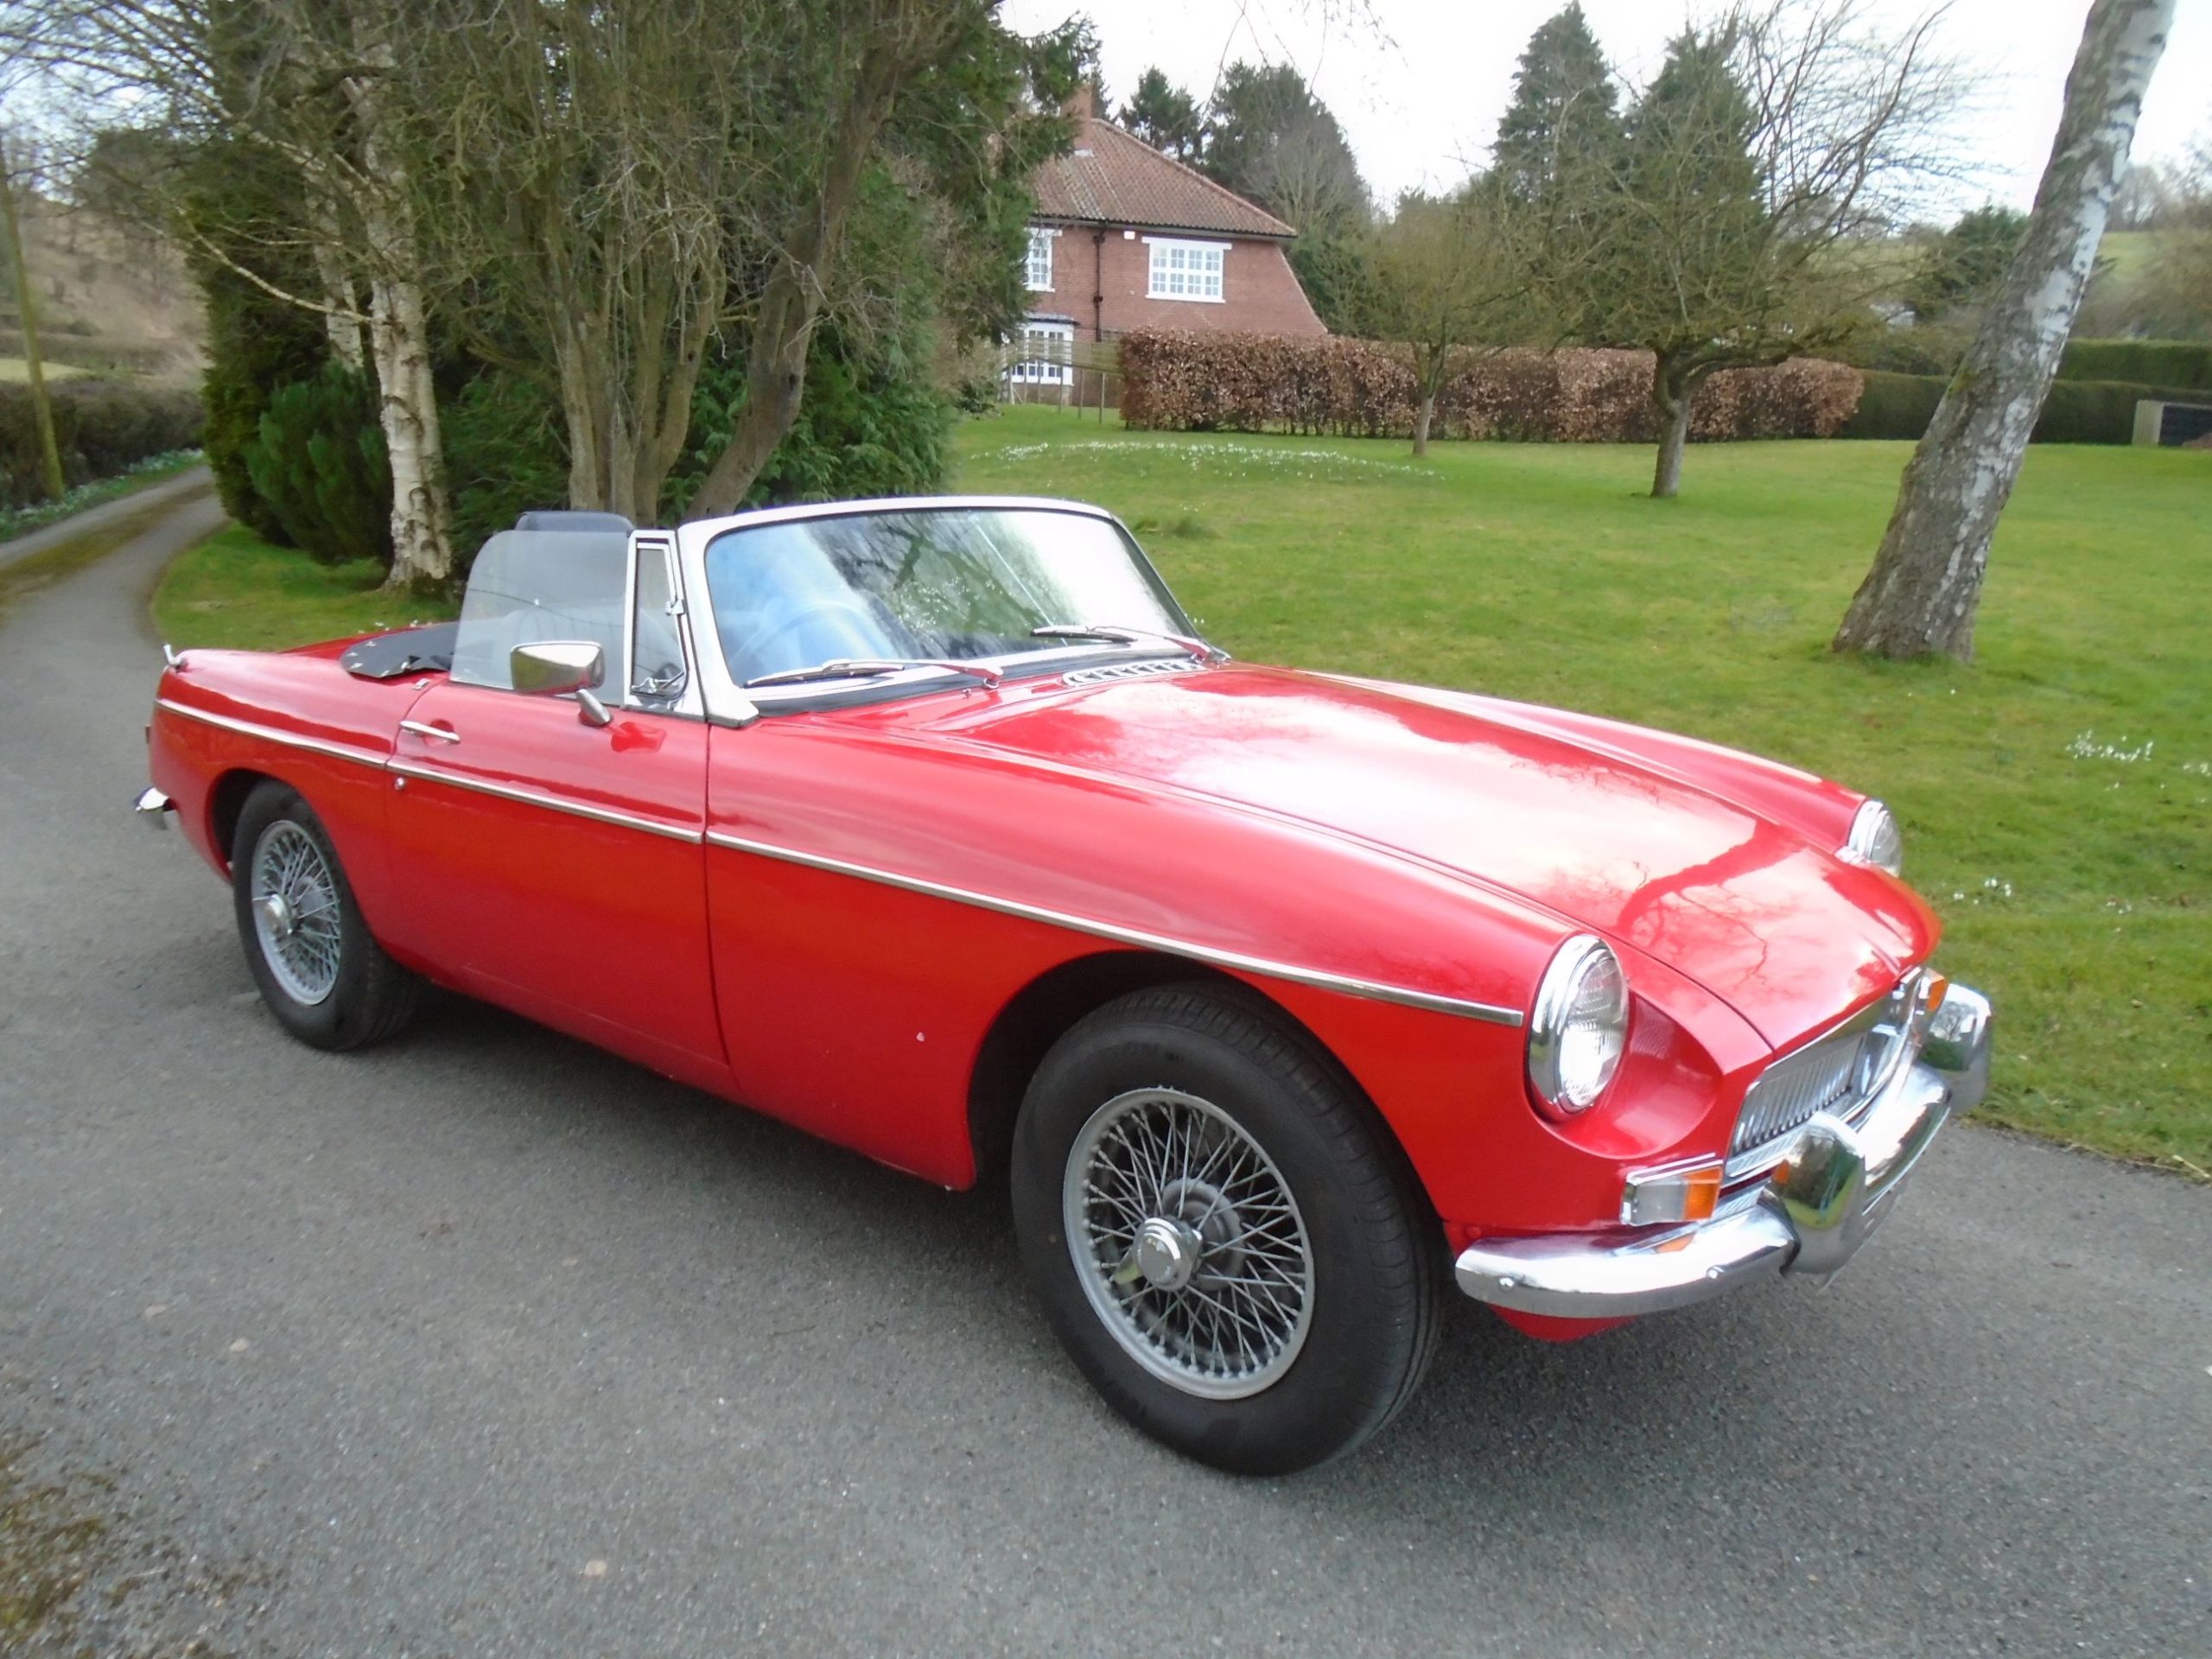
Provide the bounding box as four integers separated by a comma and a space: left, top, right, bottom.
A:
912, 664, 1934, 1046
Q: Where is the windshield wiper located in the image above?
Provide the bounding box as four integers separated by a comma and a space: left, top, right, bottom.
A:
1031, 623, 1224, 664
743, 657, 1002, 690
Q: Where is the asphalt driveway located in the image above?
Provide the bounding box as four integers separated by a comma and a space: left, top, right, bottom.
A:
0, 496, 2205, 1656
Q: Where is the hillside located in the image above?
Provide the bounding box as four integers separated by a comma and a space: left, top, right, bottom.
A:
0, 192, 205, 385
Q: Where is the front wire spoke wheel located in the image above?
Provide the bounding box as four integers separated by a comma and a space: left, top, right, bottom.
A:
1062, 1088, 1315, 1400
251, 821, 342, 1006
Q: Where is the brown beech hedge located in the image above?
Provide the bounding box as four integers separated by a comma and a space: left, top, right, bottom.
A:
1117, 332, 1865, 444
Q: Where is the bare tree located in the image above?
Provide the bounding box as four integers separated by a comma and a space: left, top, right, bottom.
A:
679, 1, 982, 520
417, 0, 763, 523
1834, 0, 2176, 660
1529, 1, 1967, 498
7, 0, 456, 588
1361, 185, 1530, 456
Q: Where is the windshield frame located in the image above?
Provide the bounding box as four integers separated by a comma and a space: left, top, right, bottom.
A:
676, 496, 1210, 721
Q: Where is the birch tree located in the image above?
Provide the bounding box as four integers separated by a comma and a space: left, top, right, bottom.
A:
1833, 0, 2176, 659
8, 0, 456, 587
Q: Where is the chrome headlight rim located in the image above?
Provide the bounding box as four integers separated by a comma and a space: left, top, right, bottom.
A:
1840, 798, 1904, 877
1526, 933, 1630, 1119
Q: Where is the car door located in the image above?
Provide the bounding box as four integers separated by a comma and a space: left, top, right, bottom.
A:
382, 528, 728, 1085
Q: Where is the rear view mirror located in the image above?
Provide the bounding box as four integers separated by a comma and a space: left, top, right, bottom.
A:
510, 640, 612, 726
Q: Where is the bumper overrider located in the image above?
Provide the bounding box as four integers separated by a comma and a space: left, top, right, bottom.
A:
1456, 983, 1992, 1319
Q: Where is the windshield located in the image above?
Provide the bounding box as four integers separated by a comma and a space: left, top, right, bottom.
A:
702, 507, 1194, 688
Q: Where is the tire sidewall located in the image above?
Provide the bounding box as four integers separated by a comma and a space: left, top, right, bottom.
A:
1011, 995, 1421, 1474
231, 784, 379, 1050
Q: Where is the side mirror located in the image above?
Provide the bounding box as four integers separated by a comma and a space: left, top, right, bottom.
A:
510, 640, 613, 726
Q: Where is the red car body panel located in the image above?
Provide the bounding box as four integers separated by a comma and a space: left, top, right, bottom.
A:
147, 637, 1937, 1306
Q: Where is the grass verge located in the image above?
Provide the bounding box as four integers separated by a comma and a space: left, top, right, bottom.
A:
150, 523, 454, 652
0, 450, 205, 543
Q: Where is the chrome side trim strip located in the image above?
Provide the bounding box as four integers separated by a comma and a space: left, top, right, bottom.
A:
389, 761, 702, 843
705, 829, 1523, 1027
156, 697, 390, 771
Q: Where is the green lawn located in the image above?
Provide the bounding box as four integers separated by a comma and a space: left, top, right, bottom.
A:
151, 524, 449, 652
149, 411, 2211, 1175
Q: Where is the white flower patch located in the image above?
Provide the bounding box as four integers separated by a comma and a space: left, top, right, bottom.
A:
980, 437, 1436, 482
2065, 731, 2154, 764
2183, 760, 2212, 778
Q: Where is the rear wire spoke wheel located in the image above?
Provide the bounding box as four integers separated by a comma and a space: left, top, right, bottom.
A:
1012, 985, 1444, 1475
231, 781, 421, 1052
250, 822, 343, 1005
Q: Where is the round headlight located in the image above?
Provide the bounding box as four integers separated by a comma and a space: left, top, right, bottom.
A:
1527, 935, 1630, 1116
1843, 798, 1904, 877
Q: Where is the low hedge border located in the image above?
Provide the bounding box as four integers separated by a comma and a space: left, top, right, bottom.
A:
0, 379, 206, 509
1119, 332, 1864, 443
1839, 369, 2212, 443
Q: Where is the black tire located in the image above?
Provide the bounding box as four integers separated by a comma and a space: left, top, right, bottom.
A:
231, 781, 422, 1051
1010, 984, 1444, 1475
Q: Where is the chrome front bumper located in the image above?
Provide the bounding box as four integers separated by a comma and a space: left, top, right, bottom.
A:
1455, 984, 1992, 1319
134, 786, 173, 830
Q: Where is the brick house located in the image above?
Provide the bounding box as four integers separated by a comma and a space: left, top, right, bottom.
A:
1014, 92, 1325, 396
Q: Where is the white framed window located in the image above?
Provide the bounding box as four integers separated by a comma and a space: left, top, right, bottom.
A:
1011, 320, 1074, 385
1144, 237, 1228, 302
1025, 227, 1058, 291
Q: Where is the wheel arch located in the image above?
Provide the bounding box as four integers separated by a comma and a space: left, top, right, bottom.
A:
965, 949, 1426, 1217
207, 766, 283, 870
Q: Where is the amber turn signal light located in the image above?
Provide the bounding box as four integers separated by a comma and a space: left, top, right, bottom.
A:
1619, 1160, 1725, 1227
1922, 972, 1949, 1014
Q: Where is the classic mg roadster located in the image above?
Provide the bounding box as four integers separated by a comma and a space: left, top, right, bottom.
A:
139, 498, 1989, 1473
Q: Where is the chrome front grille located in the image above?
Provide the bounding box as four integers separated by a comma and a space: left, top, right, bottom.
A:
1727, 977, 1920, 1175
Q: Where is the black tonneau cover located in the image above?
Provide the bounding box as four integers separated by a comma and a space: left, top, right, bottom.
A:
338, 621, 459, 680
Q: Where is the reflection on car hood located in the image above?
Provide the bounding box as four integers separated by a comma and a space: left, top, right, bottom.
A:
914, 664, 1935, 1046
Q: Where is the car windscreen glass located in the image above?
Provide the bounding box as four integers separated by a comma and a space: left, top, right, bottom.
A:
702, 509, 1192, 688
449, 529, 631, 691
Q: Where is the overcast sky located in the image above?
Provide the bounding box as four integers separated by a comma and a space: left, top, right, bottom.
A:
1001, 0, 2209, 215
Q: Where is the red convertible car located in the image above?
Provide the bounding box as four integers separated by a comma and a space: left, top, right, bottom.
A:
138, 499, 1989, 1473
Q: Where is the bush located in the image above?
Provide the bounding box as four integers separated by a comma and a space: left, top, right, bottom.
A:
1118, 332, 1863, 443
1837, 369, 2211, 443
2057, 339, 2212, 391
199, 265, 332, 543
241, 362, 391, 566
442, 369, 569, 569
0, 378, 206, 509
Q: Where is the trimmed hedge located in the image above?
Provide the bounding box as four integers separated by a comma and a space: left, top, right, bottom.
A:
0, 378, 206, 509
1838, 369, 2212, 443
1118, 332, 1864, 442
2057, 339, 2212, 392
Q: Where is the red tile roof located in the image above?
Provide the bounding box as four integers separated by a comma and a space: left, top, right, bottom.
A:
1032, 117, 1296, 241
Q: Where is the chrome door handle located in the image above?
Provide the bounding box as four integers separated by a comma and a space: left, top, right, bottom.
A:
399, 720, 461, 744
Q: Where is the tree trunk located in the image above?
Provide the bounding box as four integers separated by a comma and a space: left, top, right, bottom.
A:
0, 133, 66, 501
1413, 391, 1435, 458
682, 45, 909, 520
1650, 357, 1691, 499
1834, 0, 2174, 661
367, 264, 454, 589
308, 200, 364, 372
